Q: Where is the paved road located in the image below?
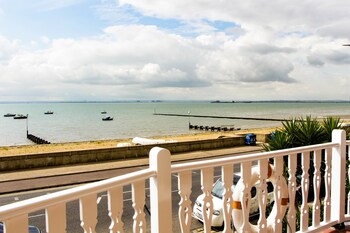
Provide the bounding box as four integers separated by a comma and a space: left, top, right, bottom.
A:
0, 166, 146, 194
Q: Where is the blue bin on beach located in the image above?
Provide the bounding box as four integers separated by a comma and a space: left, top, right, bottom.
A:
269, 132, 276, 141
245, 133, 256, 145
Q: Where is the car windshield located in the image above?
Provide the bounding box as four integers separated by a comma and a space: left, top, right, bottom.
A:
0, 223, 41, 233
211, 174, 240, 199
211, 180, 225, 199
29, 226, 41, 233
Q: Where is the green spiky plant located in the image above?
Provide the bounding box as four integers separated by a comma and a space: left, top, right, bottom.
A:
264, 116, 342, 152
292, 115, 325, 145
263, 116, 344, 232
262, 130, 292, 151
322, 116, 343, 142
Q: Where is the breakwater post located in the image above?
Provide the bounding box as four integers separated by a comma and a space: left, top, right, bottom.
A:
27, 134, 50, 144
189, 123, 241, 132
25, 115, 50, 144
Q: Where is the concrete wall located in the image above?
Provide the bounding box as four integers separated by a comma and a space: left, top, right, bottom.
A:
0, 135, 248, 172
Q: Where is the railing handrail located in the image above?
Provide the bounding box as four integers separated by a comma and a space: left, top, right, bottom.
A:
172, 141, 338, 173
0, 168, 155, 220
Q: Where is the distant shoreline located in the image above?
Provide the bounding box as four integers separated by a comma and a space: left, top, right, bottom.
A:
1, 102, 349, 148
1, 100, 350, 104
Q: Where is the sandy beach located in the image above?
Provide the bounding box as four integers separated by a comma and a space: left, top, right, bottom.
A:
0, 127, 277, 156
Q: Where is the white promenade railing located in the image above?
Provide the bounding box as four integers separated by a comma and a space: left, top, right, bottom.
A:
0, 130, 349, 233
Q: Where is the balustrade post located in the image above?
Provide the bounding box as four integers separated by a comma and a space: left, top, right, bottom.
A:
149, 147, 172, 233
331, 130, 346, 223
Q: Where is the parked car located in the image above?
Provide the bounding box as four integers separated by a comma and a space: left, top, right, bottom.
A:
192, 173, 275, 228
0, 222, 41, 233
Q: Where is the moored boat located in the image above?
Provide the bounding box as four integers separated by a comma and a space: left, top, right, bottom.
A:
44, 111, 54, 114
13, 114, 28, 119
102, 116, 113, 121
3, 113, 16, 117
101, 111, 107, 114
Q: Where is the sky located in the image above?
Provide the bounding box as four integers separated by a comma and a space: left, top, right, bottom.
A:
0, 0, 350, 101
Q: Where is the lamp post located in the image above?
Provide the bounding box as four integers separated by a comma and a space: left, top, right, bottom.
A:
188, 110, 191, 127
26, 114, 29, 136
343, 44, 349, 102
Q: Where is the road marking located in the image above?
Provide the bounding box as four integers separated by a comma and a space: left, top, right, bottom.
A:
191, 228, 221, 233
29, 213, 45, 219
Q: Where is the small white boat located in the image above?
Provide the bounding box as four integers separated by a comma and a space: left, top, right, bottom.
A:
4, 113, 16, 117
13, 114, 28, 119
132, 137, 177, 145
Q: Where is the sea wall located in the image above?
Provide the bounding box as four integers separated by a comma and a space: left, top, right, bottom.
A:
0, 135, 257, 172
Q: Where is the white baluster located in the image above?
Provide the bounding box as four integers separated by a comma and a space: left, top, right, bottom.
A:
287, 153, 297, 233
348, 144, 350, 215
257, 159, 271, 233
149, 147, 172, 233
178, 170, 192, 233
300, 151, 310, 231
324, 148, 331, 222
201, 167, 214, 233
273, 156, 284, 232
132, 181, 146, 233
3, 215, 28, 233
240, 162, 251, 233
80, 194, 98, 233
330, 130, 346, 223
108, 187, 124, 233
221, 164, 233, 233
312, 150, 321, 227
257, 159, 268, 233
46, 203, 66, 233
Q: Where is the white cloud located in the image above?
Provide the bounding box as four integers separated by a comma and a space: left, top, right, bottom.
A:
0, 36, 20, 62
1, 21, 349, 101
40, 36, 51, 44
93, 1, 139, 25
141, 63, 160, 75
0, 1, 350, 101
119, 0, 350, 36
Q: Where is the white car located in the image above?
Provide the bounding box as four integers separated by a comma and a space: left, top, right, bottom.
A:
192, 174, 275, 228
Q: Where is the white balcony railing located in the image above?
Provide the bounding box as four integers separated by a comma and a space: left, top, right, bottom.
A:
0, 129, 349, 233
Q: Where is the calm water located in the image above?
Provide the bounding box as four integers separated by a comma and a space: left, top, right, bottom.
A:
1, 101, 349, 146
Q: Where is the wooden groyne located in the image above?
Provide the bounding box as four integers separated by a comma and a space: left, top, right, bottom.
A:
189, 123, 241, 132
154, 113, 286, 121
27, 133, 50, 144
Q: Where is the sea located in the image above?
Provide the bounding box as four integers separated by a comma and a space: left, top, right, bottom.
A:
1, 101, 350, 147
